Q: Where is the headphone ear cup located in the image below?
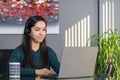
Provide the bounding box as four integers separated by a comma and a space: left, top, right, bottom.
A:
25, 20, 31, 34
26, 29, 30, 34
24, 29, 30, 38
24, 29, 30, 39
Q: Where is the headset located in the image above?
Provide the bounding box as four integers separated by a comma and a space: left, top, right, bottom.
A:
24, 19, 31, 36
23, 19, 31, 39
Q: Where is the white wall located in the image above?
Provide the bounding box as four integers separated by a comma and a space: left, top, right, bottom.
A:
99, 0, 120, 34
114, 0, 120, 31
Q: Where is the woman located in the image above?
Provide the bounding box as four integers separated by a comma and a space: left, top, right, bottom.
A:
6, 16, 60, 76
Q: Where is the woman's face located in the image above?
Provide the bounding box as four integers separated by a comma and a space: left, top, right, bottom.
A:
29, 21, 47, 44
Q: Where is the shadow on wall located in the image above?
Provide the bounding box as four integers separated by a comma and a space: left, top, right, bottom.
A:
0, 50, 12, 74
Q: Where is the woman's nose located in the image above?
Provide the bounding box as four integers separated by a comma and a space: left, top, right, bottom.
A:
39, 30, 44, 35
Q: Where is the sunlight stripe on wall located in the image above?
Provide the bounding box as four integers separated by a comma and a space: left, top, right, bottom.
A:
101, 0, 114, 37
65, 15, 90, 47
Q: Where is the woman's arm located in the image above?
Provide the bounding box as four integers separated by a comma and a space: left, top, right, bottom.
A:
48, 47, 60, 74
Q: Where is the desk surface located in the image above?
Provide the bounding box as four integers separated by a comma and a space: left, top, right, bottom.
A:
0, 74, 94, 80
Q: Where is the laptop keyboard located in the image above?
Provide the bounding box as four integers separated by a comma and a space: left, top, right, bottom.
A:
40, 74, 58, 79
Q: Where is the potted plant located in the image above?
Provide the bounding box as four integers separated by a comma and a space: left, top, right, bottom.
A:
87, 29, 120, 80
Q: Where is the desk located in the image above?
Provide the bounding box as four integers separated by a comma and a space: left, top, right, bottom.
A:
0, 74, 48, 80
0, 74, 94, 80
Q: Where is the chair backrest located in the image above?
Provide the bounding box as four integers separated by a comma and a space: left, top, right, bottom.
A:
0, 50, 12, 74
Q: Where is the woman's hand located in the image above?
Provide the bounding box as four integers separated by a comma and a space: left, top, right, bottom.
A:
35, 68, 52, 76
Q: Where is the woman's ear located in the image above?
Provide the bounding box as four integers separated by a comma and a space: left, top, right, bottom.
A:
28, 32, 31, 37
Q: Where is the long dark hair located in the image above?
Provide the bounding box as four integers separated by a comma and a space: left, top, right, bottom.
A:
22, 16, 48, 68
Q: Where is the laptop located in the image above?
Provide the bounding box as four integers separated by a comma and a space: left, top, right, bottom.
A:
41, 47, 98, 80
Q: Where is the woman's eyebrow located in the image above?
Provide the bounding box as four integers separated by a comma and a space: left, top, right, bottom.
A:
34, 26, 40, 28
34, 26, 46, 29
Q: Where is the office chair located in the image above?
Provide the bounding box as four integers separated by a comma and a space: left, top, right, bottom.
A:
0, 50, 12, 74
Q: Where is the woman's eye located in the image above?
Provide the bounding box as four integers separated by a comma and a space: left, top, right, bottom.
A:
35, 29, 39, 31
43, 29, 47, 31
